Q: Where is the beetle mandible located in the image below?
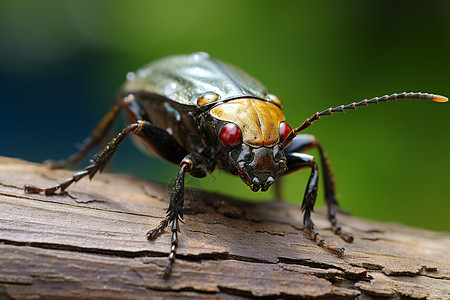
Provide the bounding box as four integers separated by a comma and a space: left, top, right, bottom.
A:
24, 52, 448, 277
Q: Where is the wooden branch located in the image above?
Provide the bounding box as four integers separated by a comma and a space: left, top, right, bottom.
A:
0, 156, 448, 299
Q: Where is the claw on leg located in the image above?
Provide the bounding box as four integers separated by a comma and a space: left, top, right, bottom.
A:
329, 207, 354, 243
147, 215, 181, 278
147, 218, 170, 240
308, 227, 345, 257
24, 168, 94, 196
331, 218, 354, 243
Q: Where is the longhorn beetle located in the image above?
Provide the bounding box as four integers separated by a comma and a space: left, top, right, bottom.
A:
24, 52, 448, 277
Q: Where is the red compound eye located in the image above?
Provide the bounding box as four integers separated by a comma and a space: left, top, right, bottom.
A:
220, 123, 242, 149
279, 122, 292, 143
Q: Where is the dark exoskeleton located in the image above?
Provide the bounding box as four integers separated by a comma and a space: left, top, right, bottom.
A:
24, 52, 448, 277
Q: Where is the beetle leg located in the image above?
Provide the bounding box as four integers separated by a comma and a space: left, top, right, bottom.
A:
285, 134, 353, 243
147, 163, 186, 277
131, 118, 188, 165
24, 122, 142, 195
285, 152, 345, 256
147, 153, 209, 277
25, 119, 188, 196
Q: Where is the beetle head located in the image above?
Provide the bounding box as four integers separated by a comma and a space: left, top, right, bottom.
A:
229, 143, 287, 192
203, 97, 292, 192
218, 121, 292, 192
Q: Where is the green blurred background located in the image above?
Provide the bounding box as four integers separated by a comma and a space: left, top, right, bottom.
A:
1, 0, 449, 231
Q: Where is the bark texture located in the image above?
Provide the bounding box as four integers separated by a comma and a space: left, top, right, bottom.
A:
0, 156, 448, 299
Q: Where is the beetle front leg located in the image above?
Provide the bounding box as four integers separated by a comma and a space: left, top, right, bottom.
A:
285, 134, 353, 243
25, 120, 187, 196
147, 162, 187, 277
24, 122, 141, 195
147, 153, 209, 277
286, 152, 345, 256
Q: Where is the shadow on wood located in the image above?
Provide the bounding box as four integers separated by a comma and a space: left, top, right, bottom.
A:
0, 156, 448, 299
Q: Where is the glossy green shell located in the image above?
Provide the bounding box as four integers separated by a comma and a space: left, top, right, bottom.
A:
122, 52, 270, 105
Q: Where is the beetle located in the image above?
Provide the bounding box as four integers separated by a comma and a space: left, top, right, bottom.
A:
24, 52, 448, 277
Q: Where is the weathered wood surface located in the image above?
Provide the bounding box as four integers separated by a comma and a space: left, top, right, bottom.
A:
0, 156, 448, 299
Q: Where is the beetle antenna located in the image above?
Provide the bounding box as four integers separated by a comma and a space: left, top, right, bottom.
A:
282, 92, 448, 147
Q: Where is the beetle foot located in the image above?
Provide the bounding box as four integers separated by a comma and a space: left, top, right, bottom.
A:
147, 218, 170, 240
308, 227, 345, 257
24, 184, 44, 194
336, 231, 354, 243
330, 216, 354, 243
331, 224, 354, 243
342, 234, 354, 243
322, 243, 345, 257
24, 184, 60, 195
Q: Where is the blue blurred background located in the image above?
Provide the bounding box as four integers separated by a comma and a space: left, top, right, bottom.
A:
1, 0, 449, 231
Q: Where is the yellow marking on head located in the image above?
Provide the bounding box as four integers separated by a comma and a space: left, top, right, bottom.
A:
210, 98, 285, 147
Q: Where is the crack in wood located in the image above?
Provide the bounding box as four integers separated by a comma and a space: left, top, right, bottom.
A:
0, 239, 166, 259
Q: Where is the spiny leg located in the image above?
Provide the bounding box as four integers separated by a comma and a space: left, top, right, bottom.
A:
147, 163, 186, 277
25, 116, 200, 277
285, 134, 353, 243
286, 152, 344, 256
282, 92, 447, 244
147, 153, 209, 277
24, 115, 189, 196
24, 122, 141, 195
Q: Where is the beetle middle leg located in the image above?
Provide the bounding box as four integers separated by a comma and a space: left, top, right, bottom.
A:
285, 134, 353, 243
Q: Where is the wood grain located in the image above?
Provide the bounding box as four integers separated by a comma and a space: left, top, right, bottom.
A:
0, 156, 448, 299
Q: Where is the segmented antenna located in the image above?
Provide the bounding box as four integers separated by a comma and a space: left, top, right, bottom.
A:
282, 92, 448, 147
